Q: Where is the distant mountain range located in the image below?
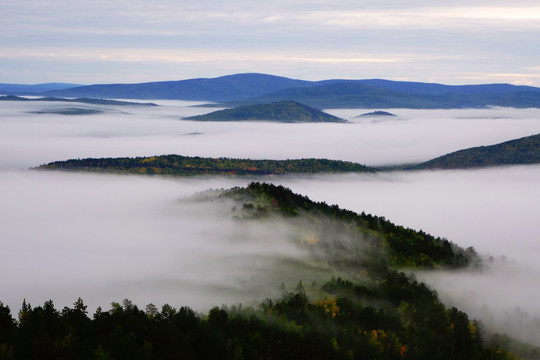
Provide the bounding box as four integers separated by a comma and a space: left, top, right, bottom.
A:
3, 73, 540, 108
44, 74, 314, 102
184, 100, 345, 123
0, 82, 81, 95
0, 95, 157, 106
408, 133, 540, 170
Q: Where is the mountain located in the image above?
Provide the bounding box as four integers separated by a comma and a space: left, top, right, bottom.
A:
0, 82, 80, 95
409, 133, 540, 170
184, 100, 346, 122
45, 73, 315, 102
353, 79, 540, 95
36, 155, 374, 175
227, 83, 433, 109
230, 82, 540, 109
37, 73, 540, 108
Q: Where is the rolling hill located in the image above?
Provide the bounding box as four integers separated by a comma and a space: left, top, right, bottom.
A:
12, 72, 538, 108
184, 100, 345, 122
36, 155, 374, 175
230, 82, 540, 109
409, 133, 540, 170
45, 73, 315, 102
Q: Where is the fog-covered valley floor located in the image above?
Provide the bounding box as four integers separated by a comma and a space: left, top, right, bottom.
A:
1, 99, 540, 345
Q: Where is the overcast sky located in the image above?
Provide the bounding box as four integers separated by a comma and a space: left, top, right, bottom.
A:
1, 0, 540, 85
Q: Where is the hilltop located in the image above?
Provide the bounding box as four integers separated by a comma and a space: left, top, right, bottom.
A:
409, 133, 540, 170
0, 182, 520, 360
184, 100, 345, 122
357, 110, 397, 117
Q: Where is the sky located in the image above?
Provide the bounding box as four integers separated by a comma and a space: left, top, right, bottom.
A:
2, 0, 540, 85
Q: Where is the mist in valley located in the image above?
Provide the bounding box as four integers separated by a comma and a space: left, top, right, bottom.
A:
2, 100, 540, 169
2, 99, 540, 345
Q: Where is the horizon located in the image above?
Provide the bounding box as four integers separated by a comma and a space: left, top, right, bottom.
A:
3, 72, 540, 88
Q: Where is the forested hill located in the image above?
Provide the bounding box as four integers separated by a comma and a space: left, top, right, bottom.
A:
36, 155, 374, 175
222, 182, 477, 269
184, 101, 345, 122
409, 133, 540, 170
0, 182, 523, 359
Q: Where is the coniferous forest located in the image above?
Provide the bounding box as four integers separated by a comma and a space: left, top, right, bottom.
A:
0, 183, 521, 359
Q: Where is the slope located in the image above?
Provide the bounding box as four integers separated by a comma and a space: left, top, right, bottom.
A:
409, 133, 540, 170
0, 182, 521, 359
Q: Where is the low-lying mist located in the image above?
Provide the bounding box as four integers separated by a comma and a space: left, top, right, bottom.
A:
0, 171, 300, 313
272, 166, 540, 346
2, 100, 540, 346
2, 100, 540, 169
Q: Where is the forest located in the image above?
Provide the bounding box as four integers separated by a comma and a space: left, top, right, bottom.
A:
0, 182, 528, 359
409, 133, 540, 170
37, 156, 375, 176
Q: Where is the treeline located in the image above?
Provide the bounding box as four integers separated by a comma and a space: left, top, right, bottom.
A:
0, 271, 515, 360
223, 182, 475, 269
37, 155, 375, 176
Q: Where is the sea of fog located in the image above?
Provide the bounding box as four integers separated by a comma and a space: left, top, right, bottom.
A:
1, 99, 540, 344
2, 99, 540, 169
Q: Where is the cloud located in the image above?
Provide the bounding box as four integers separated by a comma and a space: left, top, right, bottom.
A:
0, 47, 400, 65
2, 1, 540, 84
0, 170, 316, 313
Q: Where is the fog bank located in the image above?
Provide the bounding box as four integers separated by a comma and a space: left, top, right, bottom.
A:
273, 166, 540, 346
2, 100, 540, 169
2, 101, 540, 346
0, 171, 313, 313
